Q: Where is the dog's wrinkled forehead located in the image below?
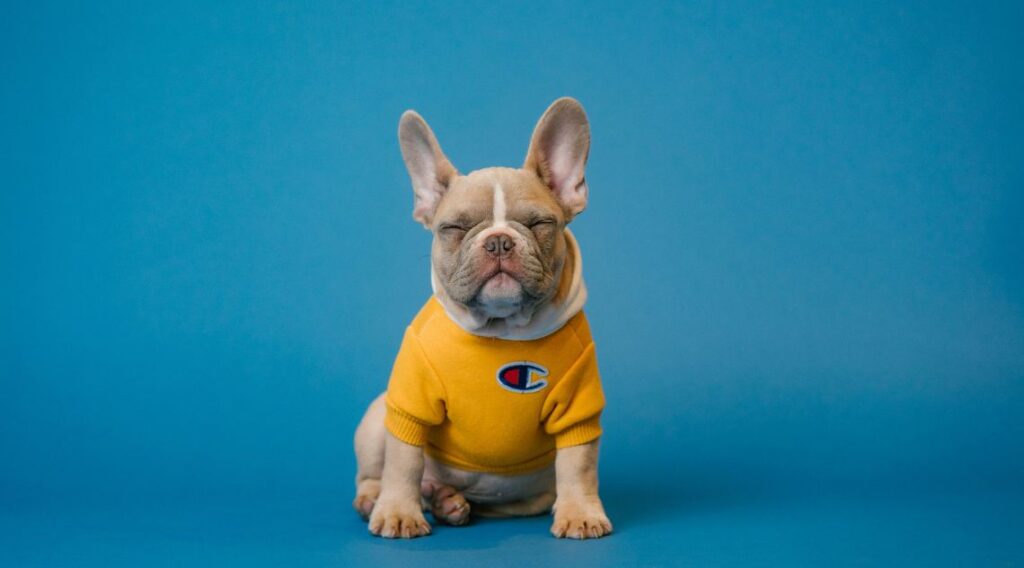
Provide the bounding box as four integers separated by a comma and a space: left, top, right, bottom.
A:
433, 168, 564, 229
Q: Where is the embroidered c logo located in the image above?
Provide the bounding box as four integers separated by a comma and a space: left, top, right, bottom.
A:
496, 362, 549, 393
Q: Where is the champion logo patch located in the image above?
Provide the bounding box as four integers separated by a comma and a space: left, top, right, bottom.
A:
496, 361, 549, 393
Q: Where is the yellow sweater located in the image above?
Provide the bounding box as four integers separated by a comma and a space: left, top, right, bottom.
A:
384, 297, 605, 474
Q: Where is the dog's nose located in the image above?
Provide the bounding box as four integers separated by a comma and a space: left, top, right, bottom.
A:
483, 233, 515, 258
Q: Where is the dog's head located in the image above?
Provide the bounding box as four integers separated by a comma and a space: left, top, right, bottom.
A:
398, 98, 590, 327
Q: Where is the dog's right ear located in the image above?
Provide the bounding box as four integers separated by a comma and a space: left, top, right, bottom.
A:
398, 111, 458, 227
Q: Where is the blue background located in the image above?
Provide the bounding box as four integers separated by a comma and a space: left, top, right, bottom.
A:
3, 1, 1022, 565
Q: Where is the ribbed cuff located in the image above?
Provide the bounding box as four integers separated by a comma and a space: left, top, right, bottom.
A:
554, 416, 602, 449
384, 404, 430, 447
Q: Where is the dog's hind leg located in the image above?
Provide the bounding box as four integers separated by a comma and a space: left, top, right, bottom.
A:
420, 480, 471, 526
353, 393, 387, 519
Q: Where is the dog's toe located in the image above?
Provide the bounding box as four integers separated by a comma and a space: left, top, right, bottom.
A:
353, 494, 377, 520
550, 500, 612, 540
430, 485, 471, 526
369, 503, 432, 539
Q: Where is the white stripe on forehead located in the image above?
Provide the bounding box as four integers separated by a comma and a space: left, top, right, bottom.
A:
473, 179, 527, 249
492, 183, 507, 227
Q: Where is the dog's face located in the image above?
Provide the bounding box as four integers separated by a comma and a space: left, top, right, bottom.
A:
398, 98, 590, 321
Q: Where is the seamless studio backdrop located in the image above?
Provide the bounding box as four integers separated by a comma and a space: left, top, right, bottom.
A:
3, 1, 1023, 566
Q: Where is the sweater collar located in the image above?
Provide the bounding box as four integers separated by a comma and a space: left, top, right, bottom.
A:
431, 228, 587, 341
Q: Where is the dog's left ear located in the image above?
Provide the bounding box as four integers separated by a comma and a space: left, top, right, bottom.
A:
524, 97, 591, 218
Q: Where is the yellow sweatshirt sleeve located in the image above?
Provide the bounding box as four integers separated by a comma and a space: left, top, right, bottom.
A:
384, 327, 447, 447
542, 341, 605, 448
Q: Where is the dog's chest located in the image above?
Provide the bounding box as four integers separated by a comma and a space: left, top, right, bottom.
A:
433, 341, 570, 429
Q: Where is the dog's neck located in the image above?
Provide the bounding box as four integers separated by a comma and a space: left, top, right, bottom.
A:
431, 229, 588, 341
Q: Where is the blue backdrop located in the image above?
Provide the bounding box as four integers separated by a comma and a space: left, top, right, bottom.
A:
3, 1, 1022, 565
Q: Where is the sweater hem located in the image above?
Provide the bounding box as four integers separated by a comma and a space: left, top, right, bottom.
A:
424, 446, 556, 475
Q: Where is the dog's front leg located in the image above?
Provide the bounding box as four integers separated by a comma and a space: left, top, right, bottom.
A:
368, 432, 431, 538
550, 441, 612, 539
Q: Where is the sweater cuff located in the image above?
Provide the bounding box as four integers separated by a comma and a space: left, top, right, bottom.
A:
384, 404, 431, 447
554, 416, 602, 449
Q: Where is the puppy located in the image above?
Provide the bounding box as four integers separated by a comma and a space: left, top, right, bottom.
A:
353, 98, 611, 540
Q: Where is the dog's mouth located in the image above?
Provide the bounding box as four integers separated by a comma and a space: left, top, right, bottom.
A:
480, 269, 522, 294
466, 262, 526, 310
477, 259, 524, 285
442, 253, 553, 317
484, 271, 518, 287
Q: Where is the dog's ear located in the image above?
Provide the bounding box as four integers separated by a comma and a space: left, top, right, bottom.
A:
399, 110, 458, 227
524, 97, 590, 218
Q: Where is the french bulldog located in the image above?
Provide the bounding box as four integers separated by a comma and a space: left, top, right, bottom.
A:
353, 98, 611, 540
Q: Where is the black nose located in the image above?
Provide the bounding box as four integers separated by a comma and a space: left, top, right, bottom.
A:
484, 233, 515, 258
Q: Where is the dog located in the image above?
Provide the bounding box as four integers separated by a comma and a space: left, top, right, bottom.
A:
353, 98, 611, 540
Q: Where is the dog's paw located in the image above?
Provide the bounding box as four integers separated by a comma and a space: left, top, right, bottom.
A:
353, 480, 381, 520
368, 499, 432, 539
550, 498, 613, 540
429, 484, 471, 526
353, 494, 377, 520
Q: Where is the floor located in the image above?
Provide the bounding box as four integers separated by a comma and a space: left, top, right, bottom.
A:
3, 488, 1020, 567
